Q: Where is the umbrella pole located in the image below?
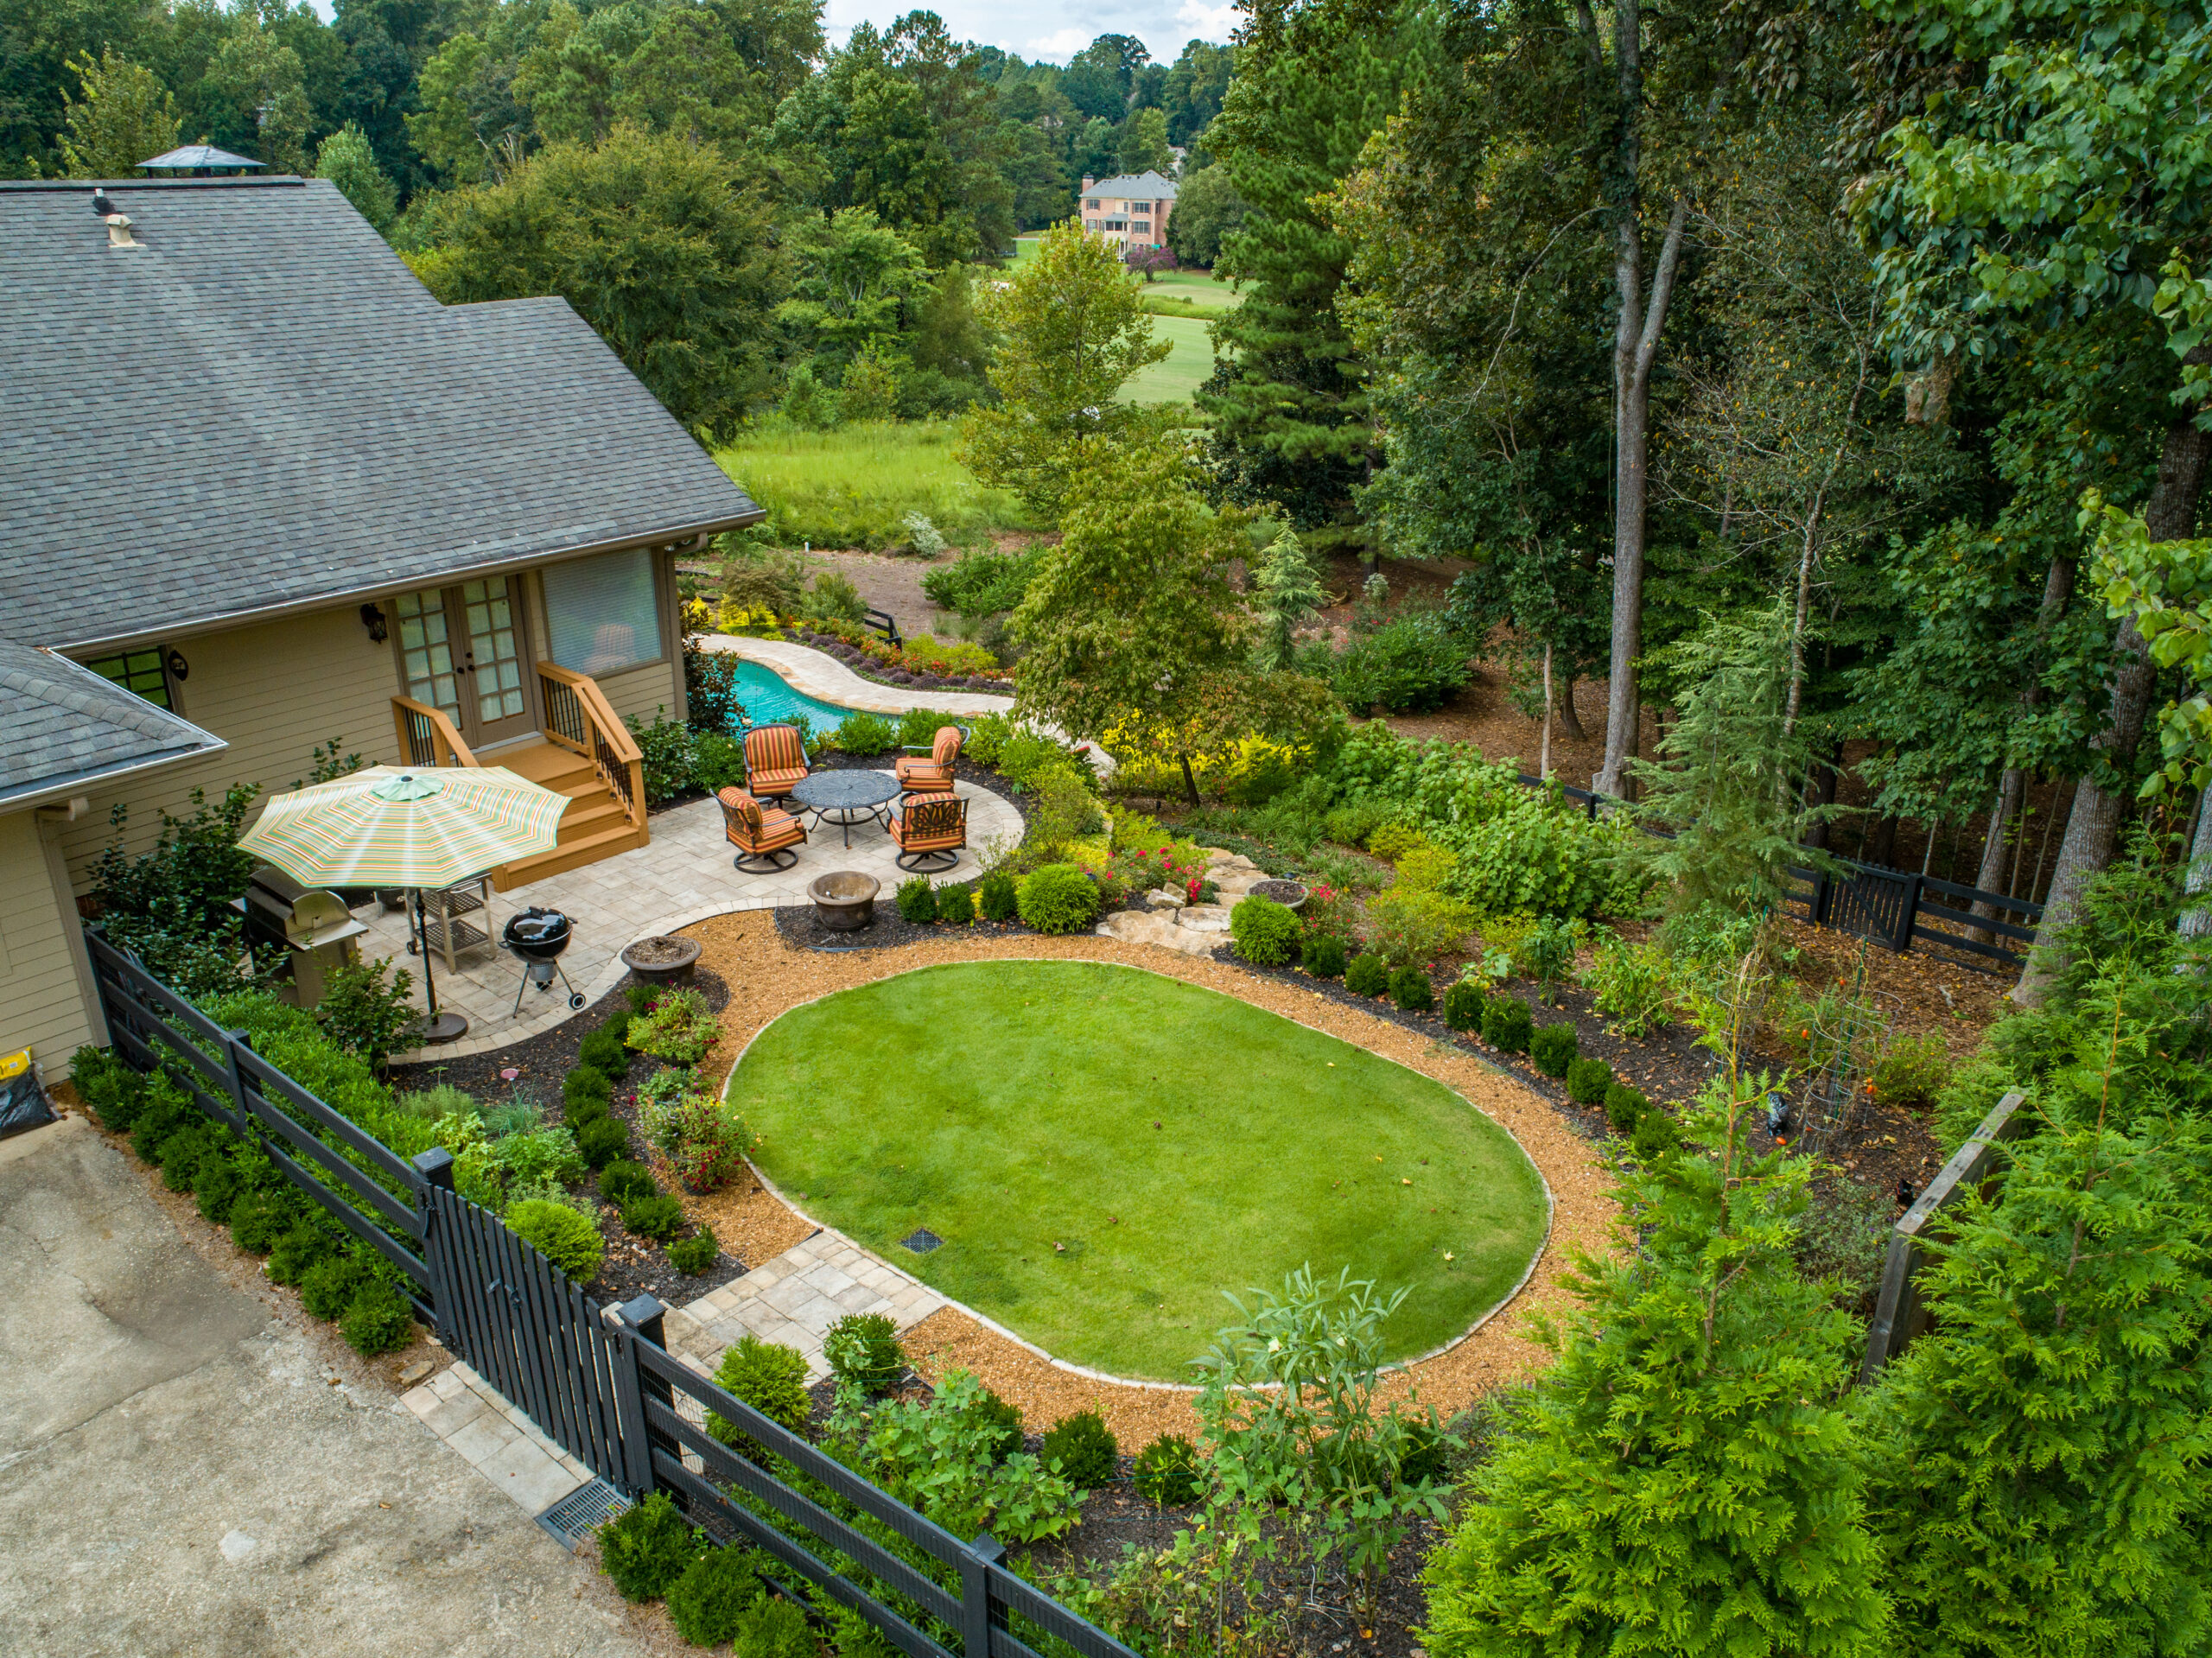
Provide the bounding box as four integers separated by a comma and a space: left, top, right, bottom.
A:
411, 888, 469, 1045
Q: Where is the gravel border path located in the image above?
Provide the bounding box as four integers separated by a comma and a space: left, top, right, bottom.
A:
671, 910, 1618, 1445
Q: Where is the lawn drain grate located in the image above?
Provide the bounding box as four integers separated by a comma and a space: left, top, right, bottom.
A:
537, 1478, 630, 1551
902, 1228, 943, 1254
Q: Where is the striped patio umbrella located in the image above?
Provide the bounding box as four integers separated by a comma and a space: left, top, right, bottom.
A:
238, 766, 569, 1045
238, 765, 567, 889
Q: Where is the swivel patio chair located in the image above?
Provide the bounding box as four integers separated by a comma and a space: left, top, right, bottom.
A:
890, 792, 968, 873
742, 722, 810, 804
717, 786, 808, 873
893, 725, 964, 797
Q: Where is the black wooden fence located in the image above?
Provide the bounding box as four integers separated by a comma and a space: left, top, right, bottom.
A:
86, 933, 1135, 1658
1512, 772, 2044, 970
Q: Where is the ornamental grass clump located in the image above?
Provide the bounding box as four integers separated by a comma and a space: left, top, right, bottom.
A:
1230, 894, 1301, 965
1530, 1022, 1578, 1077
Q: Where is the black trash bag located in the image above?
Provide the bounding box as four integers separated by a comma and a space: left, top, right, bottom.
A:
0, 1053, 58, 1140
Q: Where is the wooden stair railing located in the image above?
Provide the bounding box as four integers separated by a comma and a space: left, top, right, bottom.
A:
533, 662, 646, 836
391, 696, 478, 770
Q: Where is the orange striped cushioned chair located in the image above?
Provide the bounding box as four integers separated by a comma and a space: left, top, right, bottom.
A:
742, 722, 810, 804
893, 725, 964, 797
890, 792, 967, 873
717, 786, 808, 873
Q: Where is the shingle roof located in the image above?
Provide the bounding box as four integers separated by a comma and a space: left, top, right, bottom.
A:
0, 642, 226, 809
1082, 170, 1179, 200
0, 177, 763, 653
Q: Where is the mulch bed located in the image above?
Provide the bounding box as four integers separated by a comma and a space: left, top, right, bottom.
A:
1210, 946, 1944, 1248
389, 969, 749, 1305
774, 904, 1042, 952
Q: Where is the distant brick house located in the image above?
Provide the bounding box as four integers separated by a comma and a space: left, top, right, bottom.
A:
1078, 171, 1177, 251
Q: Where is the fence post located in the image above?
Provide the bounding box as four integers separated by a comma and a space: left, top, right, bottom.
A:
1892, 873, 1923, 954
959, 1532, 1005, 1658
411, 1149, 456, 1343
607, 1295, 670, 1498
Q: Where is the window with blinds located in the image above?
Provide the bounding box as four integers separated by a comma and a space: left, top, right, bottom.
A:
543, 548, 663, 677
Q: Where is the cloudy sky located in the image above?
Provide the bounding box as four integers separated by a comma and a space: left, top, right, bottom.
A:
826, 0, 1241, 62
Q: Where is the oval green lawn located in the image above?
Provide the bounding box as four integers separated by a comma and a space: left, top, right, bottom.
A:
728, 961, 1548, 1382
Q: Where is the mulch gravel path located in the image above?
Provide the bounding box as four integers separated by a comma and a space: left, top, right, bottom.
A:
679, 908, 1622, 1453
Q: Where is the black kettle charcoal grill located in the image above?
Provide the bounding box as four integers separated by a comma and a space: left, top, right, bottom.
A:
503, 907, 586, 1014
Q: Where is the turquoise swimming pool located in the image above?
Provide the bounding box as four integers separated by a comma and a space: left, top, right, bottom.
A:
733, 657, 868, 733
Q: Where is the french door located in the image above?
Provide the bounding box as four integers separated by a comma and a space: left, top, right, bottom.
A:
393, 576, 536, 748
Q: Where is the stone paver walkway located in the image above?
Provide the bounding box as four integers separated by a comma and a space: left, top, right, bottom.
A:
400, 1361, 594, 1519
664, 1227, 947, 1383
373, 775, 1022, 1063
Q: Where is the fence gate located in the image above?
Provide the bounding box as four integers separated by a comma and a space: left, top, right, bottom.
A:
421, 1185, 640, 1490
1808, 865, 1921, 952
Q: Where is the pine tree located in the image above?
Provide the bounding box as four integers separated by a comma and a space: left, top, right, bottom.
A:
1199, 0, 1427, 537
1424, 1065, 1889, 1658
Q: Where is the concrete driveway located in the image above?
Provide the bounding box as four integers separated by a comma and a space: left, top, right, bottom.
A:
0, 1115, 666, 1656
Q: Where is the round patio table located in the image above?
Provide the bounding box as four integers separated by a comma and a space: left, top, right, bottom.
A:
790, 770, 901, 848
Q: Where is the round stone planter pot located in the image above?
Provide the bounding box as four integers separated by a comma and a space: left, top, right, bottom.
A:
809, 870, 880, 931
1250, 879, 1310, 911
620, 934, 701, 986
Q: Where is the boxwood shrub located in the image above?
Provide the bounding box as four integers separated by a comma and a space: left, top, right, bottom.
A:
576, 1115, 631, 1168
577, 1023, 629, 1079
1604, 1082, 1649, 1132
1344, 951, 1389, 997
598, 1491, 704, 1603
507, 1197, 607, 1281
666, 1545, 770, 1646
1300, 932, 1347, 978
709, 1334, 813, 1436
1567, 1055, 1614, 1105
1481, 994, 1532, 1053
1039, 1410, 1118, 1490
1442, 979, 1486, 1032
1632, 1108, 1681, 1160
978, 868, 1020, 922
621, 1191, 686, 1240
1230, 895, 1301, 965
1389, 966, 1433, 1013
937, 882, 976, 924
599, 1158, 658, 1206
896, 874, 939, 923
1530, 1023, 1578, 1077
668, 1226, 720, 1276
1017, 863, 1099, 935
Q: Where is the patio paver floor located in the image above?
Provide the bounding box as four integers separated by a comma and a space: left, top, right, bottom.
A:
367, 775, 1022, 1064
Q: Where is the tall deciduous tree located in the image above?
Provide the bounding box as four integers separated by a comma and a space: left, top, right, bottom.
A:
410, 124, 788, 435
956, 218, 1168, 522
315, 119, 397, 231
1854, 0, 2212, 998
57, 48, 178, 178
1010, 442, 1333, 803
1425, 1067, 1888, 1657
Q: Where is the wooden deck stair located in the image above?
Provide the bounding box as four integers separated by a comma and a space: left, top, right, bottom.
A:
488, 738, 649, 892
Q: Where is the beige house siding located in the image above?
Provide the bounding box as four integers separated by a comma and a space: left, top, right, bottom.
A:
54, 549, 690, 887
0, 810, 99, 1074
56, 604, 400, 882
